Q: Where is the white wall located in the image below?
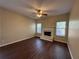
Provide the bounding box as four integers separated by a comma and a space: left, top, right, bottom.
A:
0, 8, 35, 46
68, 0, 79, 59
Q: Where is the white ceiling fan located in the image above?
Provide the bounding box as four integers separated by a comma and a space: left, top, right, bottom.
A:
35, 9, 47, 17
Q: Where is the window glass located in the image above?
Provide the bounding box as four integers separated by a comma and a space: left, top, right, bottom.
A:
56, 22, 66, 28
36, 23, 42, 33
56, 21, 66, 36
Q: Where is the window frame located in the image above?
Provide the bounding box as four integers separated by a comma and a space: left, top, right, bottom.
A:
36, 23, 42, 34
55, 21, 66, 37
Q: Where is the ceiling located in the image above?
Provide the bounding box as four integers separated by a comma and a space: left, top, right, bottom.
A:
0, 0, 74, 19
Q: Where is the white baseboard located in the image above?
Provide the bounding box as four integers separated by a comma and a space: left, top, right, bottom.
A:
0, 36, 34, 47
68, 45, 74, 59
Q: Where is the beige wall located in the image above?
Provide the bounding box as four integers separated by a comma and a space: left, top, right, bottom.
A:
68, 0, 79, 59
0, 20, 1, 40
0, 10, 2, 45
36, 16, 56, 28
0, 8, 35, 46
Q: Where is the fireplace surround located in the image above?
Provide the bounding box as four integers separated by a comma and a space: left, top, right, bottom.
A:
40, 27, 54, 42
44, 31, 51, 36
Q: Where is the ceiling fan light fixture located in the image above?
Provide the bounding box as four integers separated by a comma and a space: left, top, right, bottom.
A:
37, 14, 42, 17
36, 10, 43, 17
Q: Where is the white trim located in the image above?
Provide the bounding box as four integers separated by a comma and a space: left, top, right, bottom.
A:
0, 36, 34, 47
68, 45, 74, 59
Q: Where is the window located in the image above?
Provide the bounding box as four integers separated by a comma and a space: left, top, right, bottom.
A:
56, 21, 66, 36
36, 23, 42, 33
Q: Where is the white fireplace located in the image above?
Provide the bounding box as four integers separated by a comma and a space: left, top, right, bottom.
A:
40, 27, 54, 42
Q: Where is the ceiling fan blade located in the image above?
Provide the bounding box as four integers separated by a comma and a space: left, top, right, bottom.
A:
42, 13, 47, 16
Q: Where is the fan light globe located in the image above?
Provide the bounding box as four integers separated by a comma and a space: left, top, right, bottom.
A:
37, 14, 42, 17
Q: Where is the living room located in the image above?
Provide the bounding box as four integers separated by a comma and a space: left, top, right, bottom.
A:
0, 0, 79, 59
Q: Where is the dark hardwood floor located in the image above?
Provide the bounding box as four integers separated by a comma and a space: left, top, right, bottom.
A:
0, 37, 71, 59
